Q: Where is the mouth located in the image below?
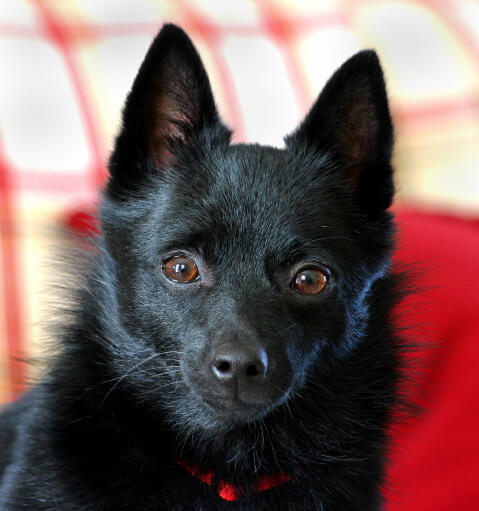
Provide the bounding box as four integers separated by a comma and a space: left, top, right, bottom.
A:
201, 392, 272, 423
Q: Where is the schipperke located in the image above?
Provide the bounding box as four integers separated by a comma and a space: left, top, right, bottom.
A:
0, 24, 404, 510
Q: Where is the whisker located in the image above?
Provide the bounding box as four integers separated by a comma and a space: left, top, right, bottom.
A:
101, 352, 161, 402
263, 418, 284, 473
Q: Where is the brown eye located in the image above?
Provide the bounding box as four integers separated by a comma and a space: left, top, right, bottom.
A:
163, 255, 199, 283
294, 268, 327, 295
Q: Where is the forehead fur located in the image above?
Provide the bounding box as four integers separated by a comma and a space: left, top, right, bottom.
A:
163, 142, 347, 231
122, 142, 379, 270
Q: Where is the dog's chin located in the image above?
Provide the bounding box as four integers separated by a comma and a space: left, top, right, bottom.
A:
194, 386, 295, 426
183, 377, 294, 428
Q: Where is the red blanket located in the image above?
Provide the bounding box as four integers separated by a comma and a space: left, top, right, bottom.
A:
385, 210, 479, 510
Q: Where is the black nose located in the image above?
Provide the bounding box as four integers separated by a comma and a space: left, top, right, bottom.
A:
211, 343, 267, 385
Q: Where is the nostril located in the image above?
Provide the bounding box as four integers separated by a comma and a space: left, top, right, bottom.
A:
212, 356, 235, 381
245, 363, 262, 378
216, 360, 231, 373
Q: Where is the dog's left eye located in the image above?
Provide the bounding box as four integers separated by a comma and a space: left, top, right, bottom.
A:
293, 268, 327, 295
163, 255, 199, 283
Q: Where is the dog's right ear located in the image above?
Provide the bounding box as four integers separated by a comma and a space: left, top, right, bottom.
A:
108, 24, 230, 197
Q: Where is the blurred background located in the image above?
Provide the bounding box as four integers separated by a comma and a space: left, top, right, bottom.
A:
0, 0, 478, 508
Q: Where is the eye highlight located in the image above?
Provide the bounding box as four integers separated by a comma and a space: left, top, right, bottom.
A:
293, 268, 327, 295
163, 255, 199, 283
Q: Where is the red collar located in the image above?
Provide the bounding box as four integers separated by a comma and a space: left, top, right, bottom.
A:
176, 459, 291, 502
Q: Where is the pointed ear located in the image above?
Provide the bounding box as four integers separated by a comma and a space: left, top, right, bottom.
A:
108, 24, 230, 196
285, 50, 394, 214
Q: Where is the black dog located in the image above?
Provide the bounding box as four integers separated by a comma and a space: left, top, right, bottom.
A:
0, 24, 404, 510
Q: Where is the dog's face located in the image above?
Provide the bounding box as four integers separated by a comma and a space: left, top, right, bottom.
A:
101, 25, 394, 442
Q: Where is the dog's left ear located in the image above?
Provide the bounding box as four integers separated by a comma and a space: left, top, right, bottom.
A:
285, 50, 394, 214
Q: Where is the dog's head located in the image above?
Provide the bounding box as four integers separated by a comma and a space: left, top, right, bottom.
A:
99, 25, 395, 443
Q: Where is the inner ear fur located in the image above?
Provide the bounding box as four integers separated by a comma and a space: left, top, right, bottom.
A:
134, 42, 222, 168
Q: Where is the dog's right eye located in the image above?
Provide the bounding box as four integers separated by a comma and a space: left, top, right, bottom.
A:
293, 267, 328, 295
163, 255, 199, 283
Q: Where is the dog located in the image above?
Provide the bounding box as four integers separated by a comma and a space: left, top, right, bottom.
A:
0, 24, 404, 510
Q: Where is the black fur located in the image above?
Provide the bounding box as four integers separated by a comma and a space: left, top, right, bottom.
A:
0, 24, 405, 510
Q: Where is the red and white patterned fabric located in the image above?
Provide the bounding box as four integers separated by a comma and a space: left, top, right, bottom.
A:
1, 2, 479, 509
